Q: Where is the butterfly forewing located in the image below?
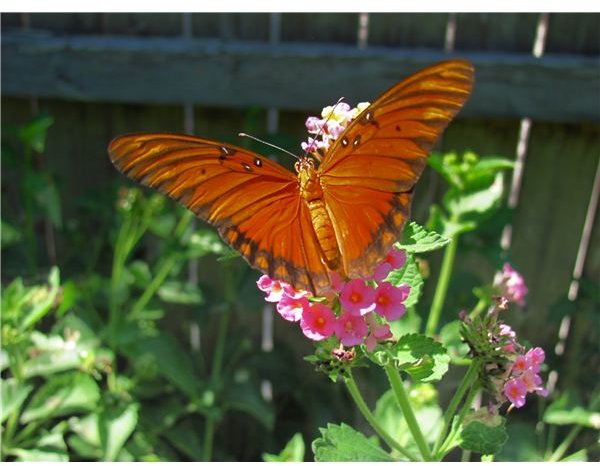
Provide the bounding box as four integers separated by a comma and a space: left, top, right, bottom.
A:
318, 60, 474, 278
108, 133, 331, 293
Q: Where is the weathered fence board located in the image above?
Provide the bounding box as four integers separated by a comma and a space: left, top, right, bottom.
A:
3, 31, 599, 122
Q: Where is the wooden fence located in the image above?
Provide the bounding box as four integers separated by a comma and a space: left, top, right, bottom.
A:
2, 13, 599, 352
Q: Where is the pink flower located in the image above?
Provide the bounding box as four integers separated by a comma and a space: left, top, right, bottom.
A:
339, 279, 376, 315
511, 355, 529, 375
504, 378, 527, 408
277, 294, 310, 322
499, 324, 517, 352
364, 313, 393, 351
300, 303, 336, 341
305, 116, 326, 133
373, 282, 409, 321
334, 312, 369, 346
525, 347, 545, 373
301, 137, 327, 154
373, 248, 407, 282
257, 275, 287, 302
498, 263, 528, 306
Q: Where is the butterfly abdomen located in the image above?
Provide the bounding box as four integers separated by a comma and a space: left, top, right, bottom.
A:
298, 160, 341, 271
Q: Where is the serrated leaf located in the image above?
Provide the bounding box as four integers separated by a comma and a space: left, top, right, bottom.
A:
374, 388, 442, 458
263, 432, 305, 461
99, 402, 139, 461
371, 334, 449, 382
311, 423, 392, 461
157, 280, 203, 305
543, 392, 600, 429
19, 266, 60, 330
385, 254, 423, 308
444, 172, 505, 219
459, 413, 508, 455
399, 222, 450, 253
1, 378, 34, 423
21, 372, 100, 423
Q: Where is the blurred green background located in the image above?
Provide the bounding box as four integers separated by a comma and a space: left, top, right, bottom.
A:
1, 12, 599, 461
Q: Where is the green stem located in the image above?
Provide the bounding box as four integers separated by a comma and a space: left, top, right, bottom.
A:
3, 409, 20, 450
345, 371, 419, 461
436, 381, 480, 460
203, 417, 215, 461
128, 255, 177, 320
425, 234, 459, 336
547, 425, 582, 462
385, 366, 433, 461
433, 361, 480, 455
203, 309, 231, 461
469, 297, 488, 319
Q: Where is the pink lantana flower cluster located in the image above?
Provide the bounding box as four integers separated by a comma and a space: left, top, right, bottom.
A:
503, 346, 547, 408
257, 248, 410, 352
495, 263, 528, 306
301, 101, 371, 154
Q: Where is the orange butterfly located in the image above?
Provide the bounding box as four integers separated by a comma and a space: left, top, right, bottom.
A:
108, 60, 474, 295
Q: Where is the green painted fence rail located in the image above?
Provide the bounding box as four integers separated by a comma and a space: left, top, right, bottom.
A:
2, 30, 599, 122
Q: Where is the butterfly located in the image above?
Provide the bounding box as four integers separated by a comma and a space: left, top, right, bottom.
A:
108, 59, 474, 295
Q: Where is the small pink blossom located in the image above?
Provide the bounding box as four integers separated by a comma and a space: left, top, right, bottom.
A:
511, 355, 529, 375
525, 347, 545, 372
334, 312, 369, 346
301, 137, 328, 154
340, 279, 376, 315
373, 282, 409, 321
373, 248, 407, 281
504, 378, 527, 408
305, 116, 326, 133
300, 303, 336, 341
499, 324, 517, 352
277, 294, 310, 322
257, 275, 288, 302
498, 263, 528, 306
364, 313, 393, 351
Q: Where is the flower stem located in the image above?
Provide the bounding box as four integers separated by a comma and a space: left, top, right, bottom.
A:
435, 380, 480, 460
345, 370, 419, 461
547, 425, 582, 461
384, 366, 433, 461
425, 234, 459, 336
469, 296, 489, 319
433, 361, 480, 456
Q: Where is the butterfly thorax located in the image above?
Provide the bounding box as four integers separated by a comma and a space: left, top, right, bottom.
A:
296, 157, 341, 271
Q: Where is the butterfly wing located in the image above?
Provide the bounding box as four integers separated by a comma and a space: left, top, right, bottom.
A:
108, 133, 331, 292
318, 60, 474, 278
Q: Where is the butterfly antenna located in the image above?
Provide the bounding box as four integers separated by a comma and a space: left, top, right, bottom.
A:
238, 133, 300, 160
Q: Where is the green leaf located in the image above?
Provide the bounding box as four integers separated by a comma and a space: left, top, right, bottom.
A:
122, 334, 199, 398
399, 222, 450, 253
386, 254, 423, 308
23, 331, 92, 378
439, 320, 470, 362
444, 172, 505, 219
21, 372, 100, 423
312, 423, 393, 461
18, 114, 54, 152
543, 391, 600, 429
458, 409, 508, 455
224, 375, 275, 430
157, 280, 204, 305
161, 418, 205, 460
98, 402, 139, 461
263, 432, 305, 461
371, 334, 450, 382
19, 266, 60, 331
374, 387, 442, 458
1, 378, 34, 423
1, 219, 22, 248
